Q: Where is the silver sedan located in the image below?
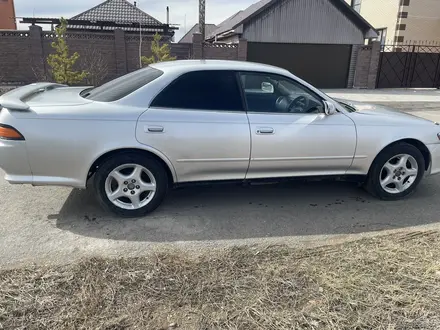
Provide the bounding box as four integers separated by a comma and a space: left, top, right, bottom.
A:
1, 60, 440, 217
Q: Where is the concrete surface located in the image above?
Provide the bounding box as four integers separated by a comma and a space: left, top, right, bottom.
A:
2, 97, 440, 269
326, 88, 440, 121
324, 88, 440, 103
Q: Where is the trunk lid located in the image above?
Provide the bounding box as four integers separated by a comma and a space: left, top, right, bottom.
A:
26, 86, 92, 107
0, 83, 92, 111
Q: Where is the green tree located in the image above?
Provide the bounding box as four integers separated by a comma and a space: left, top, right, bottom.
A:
141, 33, 176, 66
47, 18, 88, 84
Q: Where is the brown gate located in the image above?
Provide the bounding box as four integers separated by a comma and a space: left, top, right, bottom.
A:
376, 44, 440, 88
246, 42, 352, 88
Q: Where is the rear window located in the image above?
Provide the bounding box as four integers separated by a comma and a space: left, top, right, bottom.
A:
81, 67, 163, 102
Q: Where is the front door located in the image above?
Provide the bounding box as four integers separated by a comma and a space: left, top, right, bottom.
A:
239, 72, 356, 179
136, 70, 251, 183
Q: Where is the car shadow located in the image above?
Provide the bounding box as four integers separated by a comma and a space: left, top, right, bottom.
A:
53, 178, 440, 242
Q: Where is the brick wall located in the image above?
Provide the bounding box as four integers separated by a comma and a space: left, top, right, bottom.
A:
42, 31, 119, 83
0, 27, 246, 85
125, 36, 153, 73
353, 46, 372, 88
204, 44, 238, 60
189, 32, 248, 61
170, 43, 192, 59
0, 0, 16, 30
0, 31, 32, 83
353, 41, 381, 89
0, 26, 377, 89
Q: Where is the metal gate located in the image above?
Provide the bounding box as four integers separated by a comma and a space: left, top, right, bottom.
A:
247, 42, 352, 88
376, 44, 440, 88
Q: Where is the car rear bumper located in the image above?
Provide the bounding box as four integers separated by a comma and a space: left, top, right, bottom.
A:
0, 139, 33, 184
427, 144, 440, 176
0, 139, 85, 187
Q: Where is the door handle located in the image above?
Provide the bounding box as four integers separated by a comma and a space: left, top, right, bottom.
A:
145, 126, 164, 133
256, 127, 274, 134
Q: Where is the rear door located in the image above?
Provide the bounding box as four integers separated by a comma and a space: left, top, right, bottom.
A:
136, 70, 251, 183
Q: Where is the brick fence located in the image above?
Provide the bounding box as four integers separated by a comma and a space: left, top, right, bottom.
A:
0, 25, 378, 89
190, 32, 247, 61
353, 41, 381, 89
0, 26, 248, 85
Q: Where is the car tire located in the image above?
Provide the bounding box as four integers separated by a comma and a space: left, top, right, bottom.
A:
94, 152, 169, 217
365, 142, 425, 200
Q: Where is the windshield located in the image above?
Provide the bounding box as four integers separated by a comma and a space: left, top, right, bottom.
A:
318, 90, 357, 113
337, 100, 357, 113
80, 66, 163, 102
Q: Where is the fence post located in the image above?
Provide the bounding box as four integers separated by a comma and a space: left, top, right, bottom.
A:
367, 41, 381, 89
191, 32, 203, 59
347, 45, 360, 88
114, 29, 127, 76
237, 39, 248, 61
29, 25, 45, 82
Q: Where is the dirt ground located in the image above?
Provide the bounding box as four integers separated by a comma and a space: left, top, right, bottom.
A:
1, 231, 440, 330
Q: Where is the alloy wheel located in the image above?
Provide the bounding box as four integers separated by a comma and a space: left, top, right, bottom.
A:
105, 164, 157, 210
379, 154, 419, 194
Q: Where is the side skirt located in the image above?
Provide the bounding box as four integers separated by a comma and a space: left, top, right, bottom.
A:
173, 174, 368, 189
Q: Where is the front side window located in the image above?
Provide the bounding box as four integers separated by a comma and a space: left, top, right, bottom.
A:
151, 70, 244, 111
240, 72, 325, 114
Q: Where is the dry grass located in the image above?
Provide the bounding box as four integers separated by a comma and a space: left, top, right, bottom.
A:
2, 231, 440, 330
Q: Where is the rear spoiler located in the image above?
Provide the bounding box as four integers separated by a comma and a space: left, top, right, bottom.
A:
0, 82, 66, 111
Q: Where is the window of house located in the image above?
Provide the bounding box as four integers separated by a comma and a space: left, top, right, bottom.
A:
398, 11, 408, 18
239, 72, 324, 114
151, 70, 244, 111
376, 28, 388, 45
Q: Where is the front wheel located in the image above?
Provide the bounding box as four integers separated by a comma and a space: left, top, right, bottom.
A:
94, 153, 169, 217
365, 142, 425, 200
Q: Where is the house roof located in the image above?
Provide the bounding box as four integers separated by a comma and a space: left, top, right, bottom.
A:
209, 0, 271, 39
70, 0, 162, 27
208, 0, 376, 39
179, 23, 217, 43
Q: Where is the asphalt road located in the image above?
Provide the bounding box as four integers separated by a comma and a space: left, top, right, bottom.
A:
2, 105, 440, 268
1, 169, 440, 268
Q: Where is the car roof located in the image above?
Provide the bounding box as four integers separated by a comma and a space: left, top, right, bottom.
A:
150, 60, 291, 76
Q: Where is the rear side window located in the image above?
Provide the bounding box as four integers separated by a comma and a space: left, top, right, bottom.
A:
151, 70, 244, 111
81, 67, 163, 102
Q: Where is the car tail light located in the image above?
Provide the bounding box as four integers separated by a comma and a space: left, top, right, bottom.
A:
0, 124, 25, 140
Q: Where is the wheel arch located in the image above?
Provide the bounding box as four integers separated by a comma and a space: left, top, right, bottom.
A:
86, 148, 177, 187
369, 138, 431, 175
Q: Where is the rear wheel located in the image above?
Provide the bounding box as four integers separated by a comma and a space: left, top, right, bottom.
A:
365, 142, 425, 200
94, 153, 169, 217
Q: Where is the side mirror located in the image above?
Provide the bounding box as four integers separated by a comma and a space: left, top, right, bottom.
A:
324, 101, 337, 115
261, 82, 274, 93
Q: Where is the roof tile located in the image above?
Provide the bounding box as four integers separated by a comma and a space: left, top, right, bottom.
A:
179, 23, 217, 43
71, 0, 162, 26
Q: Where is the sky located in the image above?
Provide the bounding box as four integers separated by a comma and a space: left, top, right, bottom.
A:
14, 0, 256, 41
